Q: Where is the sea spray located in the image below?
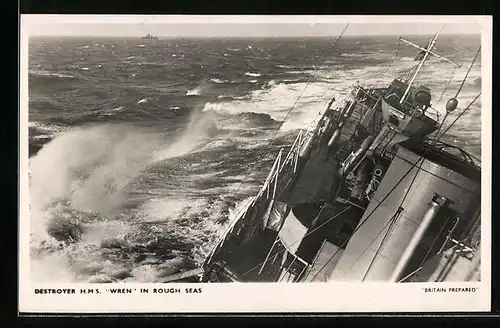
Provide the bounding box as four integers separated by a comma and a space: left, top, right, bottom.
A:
28, 111, 232, 282
152, 108, 220, 161
29, 124, 162, 216
185, 80, 212, 96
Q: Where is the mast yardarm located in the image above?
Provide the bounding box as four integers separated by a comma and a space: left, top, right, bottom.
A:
399, 26, 460, 105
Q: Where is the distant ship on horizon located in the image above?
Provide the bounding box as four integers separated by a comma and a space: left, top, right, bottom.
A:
142, 33, 159, 40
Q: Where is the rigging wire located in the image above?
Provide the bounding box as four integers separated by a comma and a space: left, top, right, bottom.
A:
307, 48, 482, 281
438, 65, 460, 102
428, 47, 481, 160
437, 47, 480, 103
239, 204, 353, 279
278, 204, 352, 281
69, 30, 346, 266
368, 38, 401, 89
308, 41, 483, 282
111, 27, 350, 239
454, 47, 481, 99
205, 23, 350, 261
308, 32, 398, 137
307, 92, 481, 282
348, 134, 443, 281
241, 94, 448, 280
240, 94, 479, 282
360, 207, 402, 281
213, 28, 481, 282
242, 33, 479, 282
210, 23, 349, 200
397, 215, 453, 282
438, 92, 481, 141
305, 25, 352, 131
431, 47, 481, 143
307, 157, 436, 281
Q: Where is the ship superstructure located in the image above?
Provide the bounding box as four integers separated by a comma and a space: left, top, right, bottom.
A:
155, 27, 482, 284
196, 28, 482, 283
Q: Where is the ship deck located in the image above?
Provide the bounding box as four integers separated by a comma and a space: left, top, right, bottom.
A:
205, 92, 374, 282
218, 228, 280, 281
218, 146, 344, 282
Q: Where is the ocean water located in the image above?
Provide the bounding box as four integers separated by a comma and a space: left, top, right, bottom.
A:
28, 35, 482, 283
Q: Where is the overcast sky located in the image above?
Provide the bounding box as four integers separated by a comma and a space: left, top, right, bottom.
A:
23, 15, 486, 37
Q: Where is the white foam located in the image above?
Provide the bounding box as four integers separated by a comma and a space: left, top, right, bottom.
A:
29, 69, 76, 79
210, 78, 228, 84
244, 72, 261, 77
138, 197, 206, 222
29, 121, 67, 134
186, 87, 201, 96
202, 79, 338, 131
28, 112, 226, 282
29, 125, 160, 217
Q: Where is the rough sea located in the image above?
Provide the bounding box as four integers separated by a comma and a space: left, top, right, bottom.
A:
28, 35, 482, 283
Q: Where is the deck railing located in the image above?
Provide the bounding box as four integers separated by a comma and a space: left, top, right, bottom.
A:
257, 129, 312, 200
204, 128, 313, 268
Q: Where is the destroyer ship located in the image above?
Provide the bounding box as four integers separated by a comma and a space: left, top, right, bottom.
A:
164, 28, 482, 283
142, 33, 159, 40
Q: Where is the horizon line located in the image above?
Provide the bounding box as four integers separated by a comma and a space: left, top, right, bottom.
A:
29, 33, 480, 38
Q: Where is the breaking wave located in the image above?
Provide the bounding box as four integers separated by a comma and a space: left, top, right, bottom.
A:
27, 35, 482, 283
28, 110, 239, 282
186, 88, 201, 96
244, 72, 261, 77
210, 78, 228, 84
29, 69, 76, 79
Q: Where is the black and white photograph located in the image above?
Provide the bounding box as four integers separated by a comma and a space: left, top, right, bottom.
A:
20, 15, 492, 313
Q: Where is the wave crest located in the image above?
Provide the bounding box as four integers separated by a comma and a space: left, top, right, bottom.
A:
29, 69, 76, 79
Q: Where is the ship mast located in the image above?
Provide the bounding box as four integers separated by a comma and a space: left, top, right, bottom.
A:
398, 25, 459, 105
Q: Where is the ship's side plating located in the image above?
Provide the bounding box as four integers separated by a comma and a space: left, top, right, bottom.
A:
200, 33, 482, 284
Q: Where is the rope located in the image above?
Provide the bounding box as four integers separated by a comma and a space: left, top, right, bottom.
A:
213, 29, 479, 282
360, 208, 402, 281
399, 216, 454, 282
300, 34, 482, 282
438, 65, 459, 102
204, 23, 351, 266
217, 23, 349, 200
307, 157, 428, 281
454, 47, 481, 99
239, 204, 353, 279
399, 94, 482, 282
382, 40, 400, 76
307, 91, 481, 282
345, 138, 438, 280
438, 92, 481, 141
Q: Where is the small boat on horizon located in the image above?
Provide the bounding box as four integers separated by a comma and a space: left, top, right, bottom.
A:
142, 33, 159, 40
